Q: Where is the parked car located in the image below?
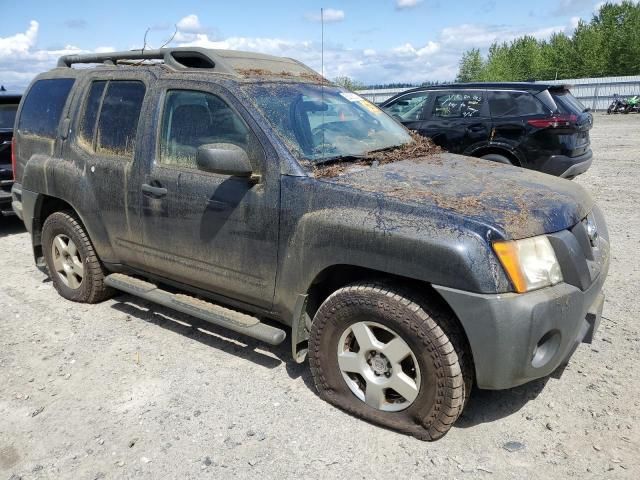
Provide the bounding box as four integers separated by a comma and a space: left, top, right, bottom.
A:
381, 82, 594, 179
0, 90, 21, 217
12, 49, 609, 440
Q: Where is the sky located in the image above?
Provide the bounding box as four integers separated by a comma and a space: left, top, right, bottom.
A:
0, 0, 622, 91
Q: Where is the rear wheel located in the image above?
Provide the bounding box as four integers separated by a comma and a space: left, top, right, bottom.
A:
481, 153, 513, 165
42, 211, 113, 303
309, 282, 472, 441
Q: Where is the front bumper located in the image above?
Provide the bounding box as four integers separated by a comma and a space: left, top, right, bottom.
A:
540, 149, 593, 178
434, 252, 609, 390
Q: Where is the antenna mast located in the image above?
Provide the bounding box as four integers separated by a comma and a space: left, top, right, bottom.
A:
321, 7, 325, 159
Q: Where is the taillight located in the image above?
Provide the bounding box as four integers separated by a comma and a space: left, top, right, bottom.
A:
527, 114, 577, 129
11, 137, 16, 180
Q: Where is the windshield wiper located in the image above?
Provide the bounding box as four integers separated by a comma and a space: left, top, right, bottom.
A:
312, 153, 370, 165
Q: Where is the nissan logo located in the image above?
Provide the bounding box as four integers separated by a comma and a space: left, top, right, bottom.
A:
585, 216, 598, 246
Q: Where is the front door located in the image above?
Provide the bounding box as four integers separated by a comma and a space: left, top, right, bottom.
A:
418, 89, 489, 155
139, 83, 280, 309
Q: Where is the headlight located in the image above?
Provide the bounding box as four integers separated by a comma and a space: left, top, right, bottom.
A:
493, 236, 563, 293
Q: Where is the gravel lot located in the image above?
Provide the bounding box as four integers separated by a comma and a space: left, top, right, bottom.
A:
1, 113, 639, 480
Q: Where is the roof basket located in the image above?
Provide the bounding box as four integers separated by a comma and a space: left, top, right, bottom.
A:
57, 47, 234, 74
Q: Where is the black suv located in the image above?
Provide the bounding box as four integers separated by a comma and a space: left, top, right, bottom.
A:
12, 49, 609, 440
0, 91, 21, 216
381, 83, 593, 178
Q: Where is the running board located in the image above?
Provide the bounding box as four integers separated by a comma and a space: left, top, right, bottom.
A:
104, 273, 286, 345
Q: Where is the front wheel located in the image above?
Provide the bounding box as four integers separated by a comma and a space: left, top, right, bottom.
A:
309, 282, 472, 441
42, 211, 113, 303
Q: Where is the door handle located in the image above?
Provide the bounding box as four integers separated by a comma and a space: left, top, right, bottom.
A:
141, 183, 168, 197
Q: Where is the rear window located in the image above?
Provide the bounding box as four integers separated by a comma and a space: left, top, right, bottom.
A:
78, 81, 107, 147
0, 103, 18, 129
553, 91, 587, 114
18, 78, 75, 138
489, 91, 549, 117
95, 81, 145, 158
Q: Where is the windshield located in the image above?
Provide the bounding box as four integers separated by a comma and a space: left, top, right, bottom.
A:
0, 104, 18, 129
243, 83, 412, 163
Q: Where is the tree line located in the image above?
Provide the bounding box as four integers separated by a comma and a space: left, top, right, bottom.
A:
456, 1, 640, 82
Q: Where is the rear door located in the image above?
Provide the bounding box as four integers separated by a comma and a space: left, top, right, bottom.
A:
65, 75, 152, 268
418, 89, 489, 154
488, 90, 552, 163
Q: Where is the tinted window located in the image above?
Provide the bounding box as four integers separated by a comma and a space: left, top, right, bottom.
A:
553, 91, 586, 114
0, 103, 18, 129
489, 91, 549, 117
432, 91, 484, 118
384, 91, 430, 121
160, 90, 250, 169
96, 81, 145, 158
78, 81, 106, 148
18, 78, 74, 137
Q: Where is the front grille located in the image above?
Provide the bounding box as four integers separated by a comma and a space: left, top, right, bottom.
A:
569, 212, 608, 284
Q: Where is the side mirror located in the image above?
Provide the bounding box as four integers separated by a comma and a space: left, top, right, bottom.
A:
196, 143, 252, 177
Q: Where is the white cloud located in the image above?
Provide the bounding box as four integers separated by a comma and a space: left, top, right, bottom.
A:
306, 8, 345, 23
393, 41, 440, 56
176, 14, 205, 33
439, 23, 569, 47
0, 20, 38, 57
396, 0, 422, 10
0, 21, 115, 91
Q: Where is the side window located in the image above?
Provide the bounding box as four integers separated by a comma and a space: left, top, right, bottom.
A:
78, 81, 106, 148
96, 81, 145, 158
18, 78, 75, 137
489, 91, 549, 118
159, 90, 250, 169
384, 91, 430, 121
432, 91, 484, 119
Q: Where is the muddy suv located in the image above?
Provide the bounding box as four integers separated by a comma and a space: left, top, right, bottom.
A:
12, 48, 609, 440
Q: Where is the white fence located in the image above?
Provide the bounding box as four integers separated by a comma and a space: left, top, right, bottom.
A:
357, 75, 640, 111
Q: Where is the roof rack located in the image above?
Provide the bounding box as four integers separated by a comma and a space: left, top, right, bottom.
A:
57, 47, 234, 72
56, 47, 323, 81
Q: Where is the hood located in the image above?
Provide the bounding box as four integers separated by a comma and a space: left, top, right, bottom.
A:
324, 153, 593, 240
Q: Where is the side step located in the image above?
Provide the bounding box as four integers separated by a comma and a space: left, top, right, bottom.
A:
104, 273, 286, 346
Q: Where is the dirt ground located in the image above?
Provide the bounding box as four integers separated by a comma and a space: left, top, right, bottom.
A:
1, 113, 639, 480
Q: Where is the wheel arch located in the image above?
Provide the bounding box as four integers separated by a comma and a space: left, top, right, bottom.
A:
471, 146, 522, 166
29, 194, 114, 269
292, 263, 475, 377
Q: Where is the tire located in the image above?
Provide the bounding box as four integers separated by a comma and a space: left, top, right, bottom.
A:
481, 153, 513, 165
42, 210, 113, 303
309, 282, 473, 441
